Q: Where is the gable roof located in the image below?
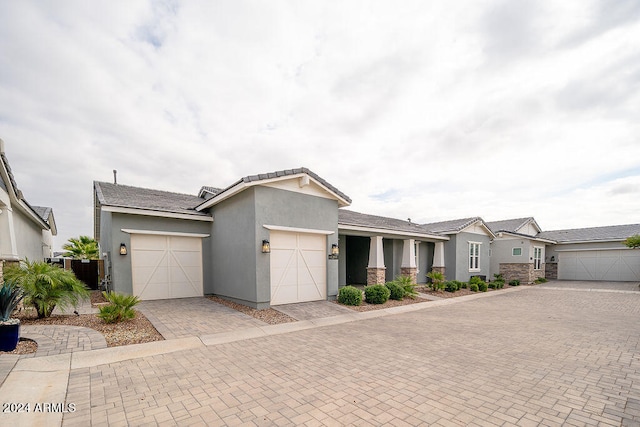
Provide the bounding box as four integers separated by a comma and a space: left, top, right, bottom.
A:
196, 167, 351, 210
339, 210, 447, 240
94, 181, 210, 217
198, 186, 222, 199
538, 224, 640, 243
0, 140, 50, 230
422, 217, 496, 238
32, 206, 57, 235
486, 217, 540, 235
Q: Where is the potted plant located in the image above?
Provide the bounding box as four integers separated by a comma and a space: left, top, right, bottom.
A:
0, 280, 24, 351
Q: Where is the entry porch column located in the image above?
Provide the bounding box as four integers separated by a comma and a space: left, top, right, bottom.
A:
366, 236, 386, 285
400, 239, 417, 283
432, 241, 446, 277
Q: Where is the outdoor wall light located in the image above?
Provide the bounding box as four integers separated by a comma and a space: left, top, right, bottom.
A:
331, 243, 339, 256
119, 243, 127, 255
262, 240, 271, 253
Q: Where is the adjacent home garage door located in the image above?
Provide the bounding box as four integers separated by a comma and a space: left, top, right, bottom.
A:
558, 249, 640, 281
270, 230, 327, 305
130, 234, 204, 300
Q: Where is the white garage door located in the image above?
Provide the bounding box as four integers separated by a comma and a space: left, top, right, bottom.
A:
559, 250, 640, 281
131, 234, 203, 300
270, 231, 327, 305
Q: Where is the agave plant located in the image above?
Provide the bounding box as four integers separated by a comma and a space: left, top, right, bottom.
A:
0, 280, 24, 323
4, 259, 89, 318
97, 291, 140, 323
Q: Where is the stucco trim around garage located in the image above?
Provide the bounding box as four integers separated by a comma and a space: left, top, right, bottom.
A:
103, 206, 213, 222
121, 229, 210, 238
263, 224, 335, 235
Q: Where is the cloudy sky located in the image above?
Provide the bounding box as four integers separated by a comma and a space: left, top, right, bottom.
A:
1, 0, 639, 251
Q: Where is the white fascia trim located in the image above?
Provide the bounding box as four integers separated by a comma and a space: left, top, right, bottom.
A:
553, 247, 633, 252
263, 225, 334, 235
103, 206, 213, 222
196, 173, 351, 211
121, 229, 210, 238
553, 239, 626, 245
339, 224, 449, 241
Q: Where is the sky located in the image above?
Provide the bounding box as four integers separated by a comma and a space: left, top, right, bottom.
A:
1, 0, 639, 251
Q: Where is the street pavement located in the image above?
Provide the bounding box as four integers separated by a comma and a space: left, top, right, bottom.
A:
1, 282, 639, 426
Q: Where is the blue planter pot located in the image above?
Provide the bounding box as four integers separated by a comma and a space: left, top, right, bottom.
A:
0, 322, 20, 352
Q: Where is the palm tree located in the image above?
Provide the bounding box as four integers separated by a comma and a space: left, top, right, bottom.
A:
4, 259, 89, 318
62, 235, 99, 260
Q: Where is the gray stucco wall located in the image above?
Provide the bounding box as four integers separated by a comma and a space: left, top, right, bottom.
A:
13, 209, 44, 261
107, 212, 211, 296
417, 242, 433, 284
447, 232, 492, 282
443, 236, 457, 281
383, 239, 403, 282
210, 186, 340, 308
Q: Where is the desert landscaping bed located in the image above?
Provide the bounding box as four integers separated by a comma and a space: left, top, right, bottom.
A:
207, 296, 297, 324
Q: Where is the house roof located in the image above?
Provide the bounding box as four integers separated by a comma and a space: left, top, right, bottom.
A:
94, 181, 210, 217
198, 186, 222, 198
196, 167, 351, 210
537, 224, 640, 243
486, 217, 539, 234
32, 205, 57, 235
0, 140, 50, 230
422, 217, 482, 234
339, 210, 446, 240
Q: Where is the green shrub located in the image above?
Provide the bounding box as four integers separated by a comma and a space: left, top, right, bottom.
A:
478, 282, 488, 292
426, 270, 445, 291
4, 259, 89, 318
469, 276, 483, 285
469, 283, 479, 292
534, 277, 548, 284
452, 281, 464, 290
98, 291, 140, 323
493, 273, 504, 281
495, 280, 505, 289
385, 282, 405, 301
460, 281, 468, 289
0, 281, 24, 322
444, 281, 458, 293
364, 284, 390, 304
488, 282, 497, 290
394, 275, 417, 299
509, 279, 520, 286
337, 286, 363, 306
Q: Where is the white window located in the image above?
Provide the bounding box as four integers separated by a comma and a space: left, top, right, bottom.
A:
534, 247, 542, 270
469, 242, 481, 271
512, 247, 522, 256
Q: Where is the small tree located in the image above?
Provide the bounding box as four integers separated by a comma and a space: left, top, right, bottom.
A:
4, 259, 89, 318
624, 235, 640, 249
62, 235, 99, 260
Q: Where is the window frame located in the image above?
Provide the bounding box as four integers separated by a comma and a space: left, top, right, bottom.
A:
512, 247, 522, 256
533, 246, 543, 270
469, 242, 481, 272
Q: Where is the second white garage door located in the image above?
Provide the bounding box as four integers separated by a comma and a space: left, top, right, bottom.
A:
270, 231, 327, 305
559, 249, 640, 281
131, 234, 204, 300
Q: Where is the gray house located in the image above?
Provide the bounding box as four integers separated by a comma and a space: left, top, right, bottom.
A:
421, 217, 494, 282
486, 217, 555, 284
94, 168, 351, 308
540, 224, 640, 281
0, 140, 56, 266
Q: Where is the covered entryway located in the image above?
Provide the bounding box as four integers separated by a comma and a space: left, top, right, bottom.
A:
558, 249, 640, 281
270, 230, 327, 305
130, 234, 204, 300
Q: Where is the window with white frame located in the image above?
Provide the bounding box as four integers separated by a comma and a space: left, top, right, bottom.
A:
469, 242, 481, 271
512, 247, 522, 256
534, 247, 542, 270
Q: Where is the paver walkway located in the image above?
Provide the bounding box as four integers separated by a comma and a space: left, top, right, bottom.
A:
2, 281, 639, 426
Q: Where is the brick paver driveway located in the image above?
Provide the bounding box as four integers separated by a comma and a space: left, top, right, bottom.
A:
62, 283, 640, 426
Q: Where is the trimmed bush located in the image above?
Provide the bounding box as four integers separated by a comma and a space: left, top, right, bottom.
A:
478, 282, 488, 292
495, 280, 505, 289
509, 279, 520, 286
460, 282, 468, 289
385, 282, 405, 301
534, 277, 548, 284
338, 286, 363, 306
488, 282, 497, 290
444, 281, 458, 293
469, 283, 479, 292
364, 284, 390, 304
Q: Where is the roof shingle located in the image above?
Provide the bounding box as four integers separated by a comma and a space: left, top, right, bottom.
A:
538, 224, 640, 243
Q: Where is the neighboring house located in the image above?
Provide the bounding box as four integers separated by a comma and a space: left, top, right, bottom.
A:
421, 217, 495, 282
539, 224, 640, 281
487, 217, 555, 284
337, 210, 448, 286
0, 140, 56, 267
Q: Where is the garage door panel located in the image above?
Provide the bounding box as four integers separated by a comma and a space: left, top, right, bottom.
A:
559, 249, 640, 281
131, 234, 203, 300
270, 231, 327, 305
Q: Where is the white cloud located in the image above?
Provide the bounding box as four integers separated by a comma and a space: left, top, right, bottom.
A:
0, 0, 639, 250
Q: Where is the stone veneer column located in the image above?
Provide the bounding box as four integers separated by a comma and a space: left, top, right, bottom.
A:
400, 239, 417, 283
431, 242, 446, 278
367, 236, 386, 285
